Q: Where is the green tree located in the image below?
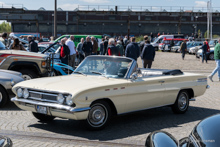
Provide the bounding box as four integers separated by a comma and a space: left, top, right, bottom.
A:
204, 30, 208, 38
0, 21, 11, 33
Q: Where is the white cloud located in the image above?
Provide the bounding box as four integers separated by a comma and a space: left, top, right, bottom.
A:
58, 4, 79, 10
195, 1, 207, 7
80, 0, 110, 4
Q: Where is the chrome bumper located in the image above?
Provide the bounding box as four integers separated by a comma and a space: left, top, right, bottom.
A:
11, 97, 90, 120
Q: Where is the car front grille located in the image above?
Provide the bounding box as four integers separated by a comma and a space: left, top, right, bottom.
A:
28, 90, 58, 103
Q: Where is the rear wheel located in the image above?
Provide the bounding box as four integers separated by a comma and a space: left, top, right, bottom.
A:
171, 90, 189, 114
19, 69, 38, 80
0, 86, 8, 108
208, 53, 214, 60
84, 101, 111, 130
32, 112, 55, 121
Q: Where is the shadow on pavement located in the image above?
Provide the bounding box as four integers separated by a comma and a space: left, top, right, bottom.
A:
0, 101, 22, 111
28, 106, 220, 141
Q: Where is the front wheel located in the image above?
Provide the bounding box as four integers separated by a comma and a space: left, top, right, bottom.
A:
32, 112, 55, 121
0, 87, 8, 108
84, 101, 111, 130
171, 90, 189, 114
19, 69, 38, 80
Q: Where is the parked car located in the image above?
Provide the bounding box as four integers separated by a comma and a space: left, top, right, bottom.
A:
186, 41, 203, 53
0, 69, 24, 107
52, 62, 74, 76
11, 56, 208, 130
196, 47, 215, 60
170, 41, 183, 52
0, 135, 13, 147
159, 38, 186, 52
145, 114, 220, 147
188, 45, 202, 54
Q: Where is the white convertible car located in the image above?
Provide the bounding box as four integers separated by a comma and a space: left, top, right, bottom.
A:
11, 56, 209, 130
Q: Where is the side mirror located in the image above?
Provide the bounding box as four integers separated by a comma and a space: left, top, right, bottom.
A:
0, 135, 13, 147
131, 73, 138, 80
145, 131, 178, 147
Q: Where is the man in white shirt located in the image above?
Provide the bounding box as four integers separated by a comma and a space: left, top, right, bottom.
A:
65, 35, 76, 68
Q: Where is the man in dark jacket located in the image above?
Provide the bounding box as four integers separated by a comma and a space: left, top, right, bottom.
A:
201, 41, 207, 63
60, 38, 70, 65
141, 40, 155, 68
103, 36, 109, 55
125, 37, 140, 61
140, 35, 148, 52
179, 39, 187, 60
28, 36, 38, 52
82, 36, 93, 57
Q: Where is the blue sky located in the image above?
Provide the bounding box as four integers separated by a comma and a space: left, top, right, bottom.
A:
0, 0, 219, 10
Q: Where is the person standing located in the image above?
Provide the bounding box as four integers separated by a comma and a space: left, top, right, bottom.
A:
208, 39, 220, 82
91, 37, 98, 55
65, 35, 76, 68
107, 38, 120, 56
76, 38, 85, 64
116, 40, 124, 56
141, 40, 155, 68
11, 38, 26, 51
205, 39, 210, 52
179, 39, 187, 60
99, 38, 104, 55
125, 37, 140, 61
0, 33, 8, 46
103, 36, 109, 55
201, 41, 208, 63
28, 36, 38, 52
140, 35, 148, 52
150, 33, 154, 42
82, 36, 93, 57
60, 38, 70, 65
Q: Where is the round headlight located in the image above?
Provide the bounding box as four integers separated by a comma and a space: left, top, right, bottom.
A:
66, 95, 73, 106
57, 94, 64, 104
17, 88, 23, 98
23, 88, 29, 99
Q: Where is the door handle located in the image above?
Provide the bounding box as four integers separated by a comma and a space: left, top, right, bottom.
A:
159, 81, 165, 83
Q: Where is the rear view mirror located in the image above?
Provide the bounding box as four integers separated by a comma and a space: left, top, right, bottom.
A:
145, 131, 178, 147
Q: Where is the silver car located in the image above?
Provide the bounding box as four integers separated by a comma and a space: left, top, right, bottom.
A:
0, 69, 24, 107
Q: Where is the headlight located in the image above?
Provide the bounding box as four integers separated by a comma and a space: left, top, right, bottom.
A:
57, 94, 64, 104
23, 88, 29, 99
66, 95, 73, 106
17, 88, 23, 98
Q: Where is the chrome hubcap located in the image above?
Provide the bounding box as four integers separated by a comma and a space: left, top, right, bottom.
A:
178, 93, 187, 110
22, 75, 32, 80
88, 105, 106, 126
0, 92, 2, 103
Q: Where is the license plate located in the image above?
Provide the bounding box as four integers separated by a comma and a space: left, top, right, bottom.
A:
36, 106, 47, 114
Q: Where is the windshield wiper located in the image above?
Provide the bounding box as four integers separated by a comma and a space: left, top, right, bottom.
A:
91, 71, 104, 75
74, 71, 86, 76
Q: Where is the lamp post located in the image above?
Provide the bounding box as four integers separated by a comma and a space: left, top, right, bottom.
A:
54, 0, 57, 38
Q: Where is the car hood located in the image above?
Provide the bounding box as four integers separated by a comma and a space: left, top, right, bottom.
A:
0, 50, 47, 58
0, 70, 24, 84
12, 74, 129, 95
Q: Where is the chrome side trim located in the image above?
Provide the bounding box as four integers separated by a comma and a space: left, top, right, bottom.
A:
11, 97, 90, 113
118, 103, 174, 115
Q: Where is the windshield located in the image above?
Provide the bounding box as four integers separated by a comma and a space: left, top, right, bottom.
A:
74, 56, 133, 78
